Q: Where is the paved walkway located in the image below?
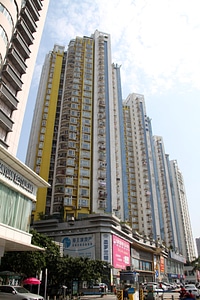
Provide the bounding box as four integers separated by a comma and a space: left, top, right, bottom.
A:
80, 295, 117, 300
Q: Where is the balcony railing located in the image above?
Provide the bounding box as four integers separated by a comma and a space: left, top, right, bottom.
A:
0, 82, 18, 109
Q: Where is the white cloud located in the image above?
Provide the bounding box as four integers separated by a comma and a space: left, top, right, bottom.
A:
37, 0, 200, 98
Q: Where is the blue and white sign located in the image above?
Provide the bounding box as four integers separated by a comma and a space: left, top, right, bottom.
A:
101, 233, 111, 263
62, 234, 95, 259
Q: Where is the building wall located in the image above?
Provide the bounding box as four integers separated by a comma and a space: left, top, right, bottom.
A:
196, 238, 200, 257
0, 145, 49, 256
0, 0, 49, 155
170, 160, 196, 261
0, 0, 50, 257
32, 215, 185, 284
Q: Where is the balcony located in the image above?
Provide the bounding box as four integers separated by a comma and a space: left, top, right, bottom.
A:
7, 48, 27, 75
21, 7, 37, 33
2, 64, 23, 91
17, 18, 34, 45
0, 109, 14, 132
32, 0, 42, 11
0, 82, 18, 110
13, 32, 31, 59
26, 0, 40, 21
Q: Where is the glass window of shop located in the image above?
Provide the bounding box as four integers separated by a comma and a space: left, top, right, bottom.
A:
0, 182, 32, 232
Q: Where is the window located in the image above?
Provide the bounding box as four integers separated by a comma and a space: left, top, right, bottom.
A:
81, 151, 90, 158
80, 169, 89, 176
71, 110, 78, 116
40, 134, 44, 141
66, 168, 74, 175
84, 85, 92, 91
0, 4, 13, 27
66, 177, 73, 184
82, 134, 90, 141
69, 125, 77, 131
72, 90, 79, 96
65, 188, 73, 195
64, 197, 72, 206
83, 105, 91, 111
71, 103, 78, 109
68, 141, 76, 148
80, 188, 89, 196
82, 111, 90, 118
69, 133, 76, 140
0, 183, 32, 232
82, 142, 90, 150
68, 150, 75, 156
80, 178, 89, 186
67, 158, 75, 166
0, 25, 8, 46
83, 119, 91, 125
70, 117, 77, 124
38, 150, 42, 157
83, 91, 91, 97
82, 126, 90, 133
83, 98, 91, 104
79, 198, 89, 207
80, 159, 90, 167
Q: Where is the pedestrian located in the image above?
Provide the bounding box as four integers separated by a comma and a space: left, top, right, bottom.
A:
185, 290, 194, 299
123, 288, 128, 300
180, 285, 186, 299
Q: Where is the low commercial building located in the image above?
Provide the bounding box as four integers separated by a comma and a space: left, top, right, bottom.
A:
0, 146, 50, 259
33, 213, 184, 287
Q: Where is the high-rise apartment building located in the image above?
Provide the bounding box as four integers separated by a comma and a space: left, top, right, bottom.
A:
0, 0, 49, 155
122, 94, 195, 261
26, 31, 123, 222
0, 0, 50, 258
169, 160, 196, 261
26, 30, 195, 262
196, 238, 200, 257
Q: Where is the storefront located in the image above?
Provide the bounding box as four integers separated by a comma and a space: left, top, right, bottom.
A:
0, 146, 49, 258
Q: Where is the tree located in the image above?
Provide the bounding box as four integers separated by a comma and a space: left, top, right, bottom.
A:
0, 230, 113, 297
0, 229, 60, 278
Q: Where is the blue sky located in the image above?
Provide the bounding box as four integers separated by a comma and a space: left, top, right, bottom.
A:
17, 0, 200, 244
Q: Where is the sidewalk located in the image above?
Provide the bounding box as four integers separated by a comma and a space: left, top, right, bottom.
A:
80, 294, 117, 300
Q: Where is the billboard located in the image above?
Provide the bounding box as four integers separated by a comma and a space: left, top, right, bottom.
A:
62, 234, 95, 259
112, 234, 130, 269
101, 233, 112, 263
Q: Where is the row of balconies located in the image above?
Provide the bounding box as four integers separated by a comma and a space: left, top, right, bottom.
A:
0, 0, 42, 136
26, 0, 40, 21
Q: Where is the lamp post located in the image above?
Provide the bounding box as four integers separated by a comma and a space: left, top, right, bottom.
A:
44, 268, 47, 300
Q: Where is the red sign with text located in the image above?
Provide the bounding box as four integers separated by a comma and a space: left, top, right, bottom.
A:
112, 235, 130, 269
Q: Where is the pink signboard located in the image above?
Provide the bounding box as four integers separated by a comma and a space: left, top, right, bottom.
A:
112, 234, 130, 269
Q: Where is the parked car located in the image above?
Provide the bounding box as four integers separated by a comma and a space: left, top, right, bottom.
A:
185, 284, 200, 298
144, 282, 163, 299
0, 285, 44, 300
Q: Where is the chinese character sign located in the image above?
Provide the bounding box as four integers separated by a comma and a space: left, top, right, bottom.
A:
62, 234, 95, 259
101, 233, 111, 262
112, 235, 130, 269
